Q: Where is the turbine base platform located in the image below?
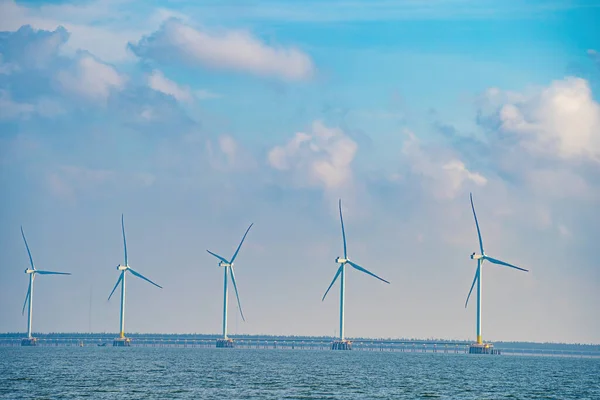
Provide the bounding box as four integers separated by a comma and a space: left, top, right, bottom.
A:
469, 343, 500, 355
331, 340, 352, 350
216, 338, 235, 348
113, 337, 131, 347
21, 337, 38, 346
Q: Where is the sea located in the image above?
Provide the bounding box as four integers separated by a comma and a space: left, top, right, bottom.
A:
1, 347, 598, 399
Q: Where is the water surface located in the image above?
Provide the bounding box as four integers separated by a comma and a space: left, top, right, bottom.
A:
1, 347, 598, 399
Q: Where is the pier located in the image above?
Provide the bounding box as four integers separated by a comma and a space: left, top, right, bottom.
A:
0, 334, 596, 357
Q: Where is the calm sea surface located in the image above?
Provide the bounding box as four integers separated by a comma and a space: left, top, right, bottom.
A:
1, 347, 598, 399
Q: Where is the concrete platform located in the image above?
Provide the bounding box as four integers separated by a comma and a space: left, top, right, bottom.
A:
113, 337, 132, 347
21, 337, 38, 346
216, 338, 235, 348
331, 340, 352, 350
469, 343, 501, 355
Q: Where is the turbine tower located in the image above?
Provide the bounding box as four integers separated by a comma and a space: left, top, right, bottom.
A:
466, 193, 528, 354
322, 199, 390, 350
20, 226, 71, 346
207, 223, 253, 348
108, 214, 162, 347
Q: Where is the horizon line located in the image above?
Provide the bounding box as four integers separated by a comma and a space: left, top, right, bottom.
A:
0, 332, 597, 347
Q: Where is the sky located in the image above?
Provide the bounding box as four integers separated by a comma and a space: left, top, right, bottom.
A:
0, 0, 599, 344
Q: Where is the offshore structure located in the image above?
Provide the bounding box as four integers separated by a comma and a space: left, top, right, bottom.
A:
322, 199, 390, 350
465, 193, 528, 354
207, 223, 253, 348
19, 227, 71, 346
108, 215, 163, 346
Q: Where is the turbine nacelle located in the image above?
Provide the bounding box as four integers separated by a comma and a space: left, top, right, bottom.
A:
117, 265, 129, 271
470, 253, 483, 260
335, 257, 348, 264
219, 261, 232, 268
24, 268, 35, 274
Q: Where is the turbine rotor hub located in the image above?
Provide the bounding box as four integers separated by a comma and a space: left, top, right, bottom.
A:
24, 268, 35, 274
336, 257, 348, 264
117, 265, 128, 271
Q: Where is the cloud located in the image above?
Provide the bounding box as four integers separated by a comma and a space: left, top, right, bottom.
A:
401, 130, 487, 200
558, 224, 572, 237
0, 89, 34, 119
195, 89, 221, 100
148, 69, 192, 102
588, 49, 600, 68
207, 134, 257, 172
0, 24, 69, 69
47, 165, 155, 202
268, 121, 357, 190
0, 54, 18, 74
480, 77, 600, 162
47, 165, 114, 201
0, 89, 65, 120
0, 25, 127, 108
129, 18, 315, 81
55, 53, 125, 103
0, 0, 146, 63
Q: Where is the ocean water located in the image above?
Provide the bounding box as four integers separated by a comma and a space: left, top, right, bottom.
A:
1, 347, 598, 399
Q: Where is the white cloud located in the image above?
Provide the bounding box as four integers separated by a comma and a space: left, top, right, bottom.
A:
47, 165, 114, 202
219, 135, 237, 162
47, 165, 155, 202
558, 224, 572, 237
268, 121, 357, 190
55, 54, 125, 103
0, 54, 19, 74
195, 89, 221, 100
484, 77, 600, 161
0, 90, 66, 120
0, 0, 146, 63
588, 49, 600, 67
130, 19, 315, 81
206, 134, 257, 172
0, 90, 35, 119
401, 130, 487, 199
148, 70, 192, 102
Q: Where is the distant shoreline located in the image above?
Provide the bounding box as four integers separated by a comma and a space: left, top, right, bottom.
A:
0, 332, 598, 350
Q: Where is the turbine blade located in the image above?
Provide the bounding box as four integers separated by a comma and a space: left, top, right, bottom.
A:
484, 256, 529, 272
347, 261, 390, 284
470, 193, 485, 255
121, 214, 128, 266
22, 283, 31, 316
128, 268, 163, 289
465, 262, 480, 308
322, 265, 343, 301
107, 272, 123, 301
339, 199, 347, 259
35, 270, 71, 275
230, 223, 254, 263
206, 250, 229, 264
229, 267, 245, 322
21, 226, 35, 270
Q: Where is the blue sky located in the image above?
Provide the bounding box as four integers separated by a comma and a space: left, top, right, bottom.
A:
1, 0, 599, 344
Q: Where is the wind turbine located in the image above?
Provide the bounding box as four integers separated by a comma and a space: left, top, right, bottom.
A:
465, 193, 528, 352
207, 223, 253, 348
20, 226, 71, 346
322, 199, 390, 350
108, 214, 162, 346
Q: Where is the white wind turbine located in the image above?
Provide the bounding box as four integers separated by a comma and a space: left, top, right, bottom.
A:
108, 215, 162, 346
207, 223, 253, 347
466, 193, 528, 347
20, 226, 71, 346
322, 199, 390, 350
